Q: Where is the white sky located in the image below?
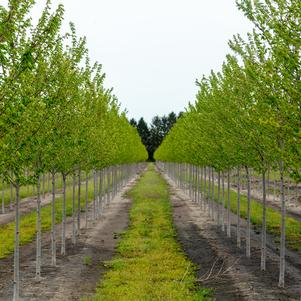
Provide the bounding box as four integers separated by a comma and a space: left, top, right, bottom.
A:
3, 0, 253, 123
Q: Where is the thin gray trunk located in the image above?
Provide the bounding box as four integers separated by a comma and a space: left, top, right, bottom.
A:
237, 167, 241, 248
245, 166, 251, 258
51, 172, 56, 266
217, 171, 221, 225
85, 171, 89, 228
36, 174, 42, 280
77, 171, 81, 236
261, 170, 267, 271
10, 181, 13, 210
278, 160, 286, 287
61, 174, 66, 255
204, 167, 207, 212
13, 182, 20, 301
42, 173, 45, 199
227, 170, 231, 238
2, 178, 5, 214
212, 168, 215, 221
208, 167, 211, 217
93, 170, 96, 220
221, 172, 225, 232
72, 174, 76, 244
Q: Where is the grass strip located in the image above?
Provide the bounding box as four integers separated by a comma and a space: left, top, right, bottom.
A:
85, 164, 212, 301
187, 177, 301, 252
0, 181, 96, 259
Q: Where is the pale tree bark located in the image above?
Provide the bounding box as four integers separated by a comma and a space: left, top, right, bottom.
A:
13, 182, 20, 301
221, 171, 225, 232
211, 168, 215, 221
36, 174, 42, 280
237, 167, 241, 248
77, 171, 81, 236
85, 171, 89, 228
227, 170, 231, 238
51, 172, 56, 266
217, 171, 221, 225
2, 178, 5, 214
204, 167, 207, 212
61, 174, 67, 255
208, 167, 211, 217
261, 170, 267, 271
245, 166, 251, 258
278, 159, 286, 287
93, 170, 96, 220
72, 174, 76, 244
10, 181, 13, 210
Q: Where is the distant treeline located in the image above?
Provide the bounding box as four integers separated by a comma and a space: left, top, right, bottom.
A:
130, 112, 182, 161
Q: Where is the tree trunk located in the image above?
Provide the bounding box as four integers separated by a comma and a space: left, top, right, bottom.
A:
85, 171, 89, 228
51, 172, 56, 266
72, 174, 76, 244
77, 171, 81, 236
261, 170, 267, 271
36, 174, 42, 280
10, 181, 13, 210
204, 167, 207, 212
227, 170, 231, 238
245, 166, 251, 258
13, 182, 20, 301
212, 168, 215, 221
208, 167, 211, 217
221, 171, 225, 232
61, 174, 66, 255
217, 171, 221, 225
2, 179, 5, 214
93, 170, 96, 220
278, 160, 286, 287
237, 167, 241, 248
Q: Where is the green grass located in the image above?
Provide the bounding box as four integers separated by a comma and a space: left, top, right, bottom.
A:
0, 180, 96, 259
187, 176, 301, 252
85, 164, 212, 301
222, 188, 301, 251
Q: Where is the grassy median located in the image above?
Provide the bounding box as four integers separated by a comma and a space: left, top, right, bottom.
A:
86, 164, 212, 301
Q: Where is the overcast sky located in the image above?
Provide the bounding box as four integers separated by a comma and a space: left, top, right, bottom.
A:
4, 0, 253, 123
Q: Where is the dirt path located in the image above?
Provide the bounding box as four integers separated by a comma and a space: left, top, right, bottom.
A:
0, 192, 61, 226
0, 176, 138, 301
164, 174, 301, 301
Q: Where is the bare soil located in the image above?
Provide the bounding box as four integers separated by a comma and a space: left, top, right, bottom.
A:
0, 192, 61, 226
164, 174, 301, 301
0, 177, 138, 301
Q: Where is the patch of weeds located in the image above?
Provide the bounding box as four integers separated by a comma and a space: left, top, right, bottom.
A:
83, 256, 93, 266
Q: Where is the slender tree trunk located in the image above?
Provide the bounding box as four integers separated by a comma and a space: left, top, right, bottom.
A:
221, 171, 225, 232
261, 170, 267, 271
212, 168, 215, 221
77, 171, 81, 236
61, 174, 66, 255
2, 179, 5, 214
51, 172, 56, 266
217, 171, 221, 225
93, 170, 96, 220
42, 173, 45, 199
85, 171, 89, 228
72, 174, 76, 244
245, 166, 251, 258
237, 167, 241, 248
13, 182, 20, 301
36, 175, 42, 280
10, 181, 13, 210
278, 160, 286, 287
208, 167, 211, 217
227, 170, 231, 238
204, 167, 207, 212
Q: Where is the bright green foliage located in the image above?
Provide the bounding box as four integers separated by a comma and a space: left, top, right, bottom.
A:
0, 0, 147, 188
86, 164, 212, 301
155, 0, 300, 180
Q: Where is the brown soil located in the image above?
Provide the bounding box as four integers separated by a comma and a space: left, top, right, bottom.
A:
0, 177, 138, 301
0, 192, 61, 226
164, 174, 301, 301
